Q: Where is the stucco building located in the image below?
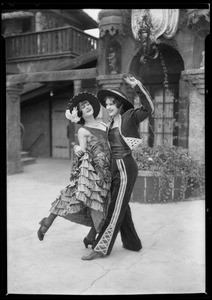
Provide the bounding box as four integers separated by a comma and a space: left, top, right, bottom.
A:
2, 7, 209, 174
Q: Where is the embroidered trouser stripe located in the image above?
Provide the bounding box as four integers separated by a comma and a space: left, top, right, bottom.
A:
94, 159, 127, 255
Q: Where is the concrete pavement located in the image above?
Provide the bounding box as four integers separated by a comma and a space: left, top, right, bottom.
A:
6, 158, 206, 295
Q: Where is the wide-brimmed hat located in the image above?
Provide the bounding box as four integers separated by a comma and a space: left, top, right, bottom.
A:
97, 89, 134, 112
66, 92, 100, 124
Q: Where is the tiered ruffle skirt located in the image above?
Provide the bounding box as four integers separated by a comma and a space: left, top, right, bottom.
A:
50, 152, 111, 231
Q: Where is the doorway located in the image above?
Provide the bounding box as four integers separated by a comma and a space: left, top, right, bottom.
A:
51, 98, 70, 158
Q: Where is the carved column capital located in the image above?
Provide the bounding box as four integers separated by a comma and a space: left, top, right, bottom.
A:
97, 74, 125, 89
6, 82, 23, 91
98, 9, 123, 37
6, 83, 23, 102
181, 69, 205, 95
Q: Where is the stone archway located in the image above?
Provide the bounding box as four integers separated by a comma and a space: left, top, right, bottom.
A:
128, 44, 185, 147
129, 43, 184, 85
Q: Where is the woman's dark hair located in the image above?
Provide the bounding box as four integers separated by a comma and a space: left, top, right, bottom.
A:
66, 101, 85, 125
113, 98, 123, 109
76, 102, 85, 125
104, 96, 122, 108
104, 96, 125, 114
76, 102, 83, 118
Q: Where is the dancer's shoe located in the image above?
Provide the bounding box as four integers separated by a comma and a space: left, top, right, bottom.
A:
37, 217, 50, 241
81, 250, 104, 260
83, 237, 94, 248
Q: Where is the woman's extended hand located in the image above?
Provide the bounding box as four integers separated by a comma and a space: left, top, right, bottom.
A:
124, 76, 141, 88
74, 145, 85, 157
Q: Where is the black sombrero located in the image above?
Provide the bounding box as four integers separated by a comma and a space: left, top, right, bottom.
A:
67, 92, 100, 124
97, 89, 134, 112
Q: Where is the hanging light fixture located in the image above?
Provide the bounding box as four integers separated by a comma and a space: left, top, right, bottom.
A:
50, 90, 54, 97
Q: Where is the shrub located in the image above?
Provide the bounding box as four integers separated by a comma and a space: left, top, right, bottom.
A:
132, 145, 205, 200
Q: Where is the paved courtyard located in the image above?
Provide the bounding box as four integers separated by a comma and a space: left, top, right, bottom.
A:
6, 158, 206, 295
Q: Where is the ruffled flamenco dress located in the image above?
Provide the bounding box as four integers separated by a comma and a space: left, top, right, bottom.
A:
49, 127, 111, 233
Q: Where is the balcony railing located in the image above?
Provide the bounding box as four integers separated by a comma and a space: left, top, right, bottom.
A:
5, 25, 98, 60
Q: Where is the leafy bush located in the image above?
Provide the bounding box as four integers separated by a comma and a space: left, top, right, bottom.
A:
133, 145, 205, 199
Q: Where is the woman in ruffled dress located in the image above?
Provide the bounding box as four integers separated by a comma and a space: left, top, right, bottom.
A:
37, 92, 111, 248
75, 76, 154, 260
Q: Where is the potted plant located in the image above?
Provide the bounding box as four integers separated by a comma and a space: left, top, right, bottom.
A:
132, 145, 205, 203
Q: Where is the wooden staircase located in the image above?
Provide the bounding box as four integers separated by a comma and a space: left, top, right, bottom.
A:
21, 151, 36, 165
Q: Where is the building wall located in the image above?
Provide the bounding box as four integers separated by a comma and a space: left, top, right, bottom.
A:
21, 98, 51, 157
20, 78, 98, 159
4, 9, 98, 173
6, 8, 208, 175
175, 28, 205, 70
97, 8, 207, 162
188, 86, 205, 162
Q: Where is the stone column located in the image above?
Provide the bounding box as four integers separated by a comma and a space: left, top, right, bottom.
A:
35, 12, 43, 31
181, 69, 205, 162
178, 75, 189, 149
6, 83, 23, 174
74, 79, 82, 95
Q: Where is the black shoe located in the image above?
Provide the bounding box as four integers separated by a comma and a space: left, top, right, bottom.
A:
83, 237, 94, 248
37, 217, 50, 241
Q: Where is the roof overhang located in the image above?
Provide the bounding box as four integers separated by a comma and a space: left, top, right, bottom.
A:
7, 68, 97, 85
1, 11, 34, 20
48, 9, 98, 30
1, 9, 98, 30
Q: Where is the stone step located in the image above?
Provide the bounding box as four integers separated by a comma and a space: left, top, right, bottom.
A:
21, 157, 36, 165
21, 151, 29, 158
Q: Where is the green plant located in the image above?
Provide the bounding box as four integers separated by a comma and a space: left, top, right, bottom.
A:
132, 145, 205, 202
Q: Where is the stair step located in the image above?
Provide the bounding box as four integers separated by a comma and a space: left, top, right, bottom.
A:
21, 157, 36, 165
21, 151, 29, 158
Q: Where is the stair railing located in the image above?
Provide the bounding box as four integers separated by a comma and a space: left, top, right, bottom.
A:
27, 133, 44, 155
20, 123, 25, 151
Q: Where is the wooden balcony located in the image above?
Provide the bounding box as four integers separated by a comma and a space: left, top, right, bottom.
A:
5, 25, 98, 61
